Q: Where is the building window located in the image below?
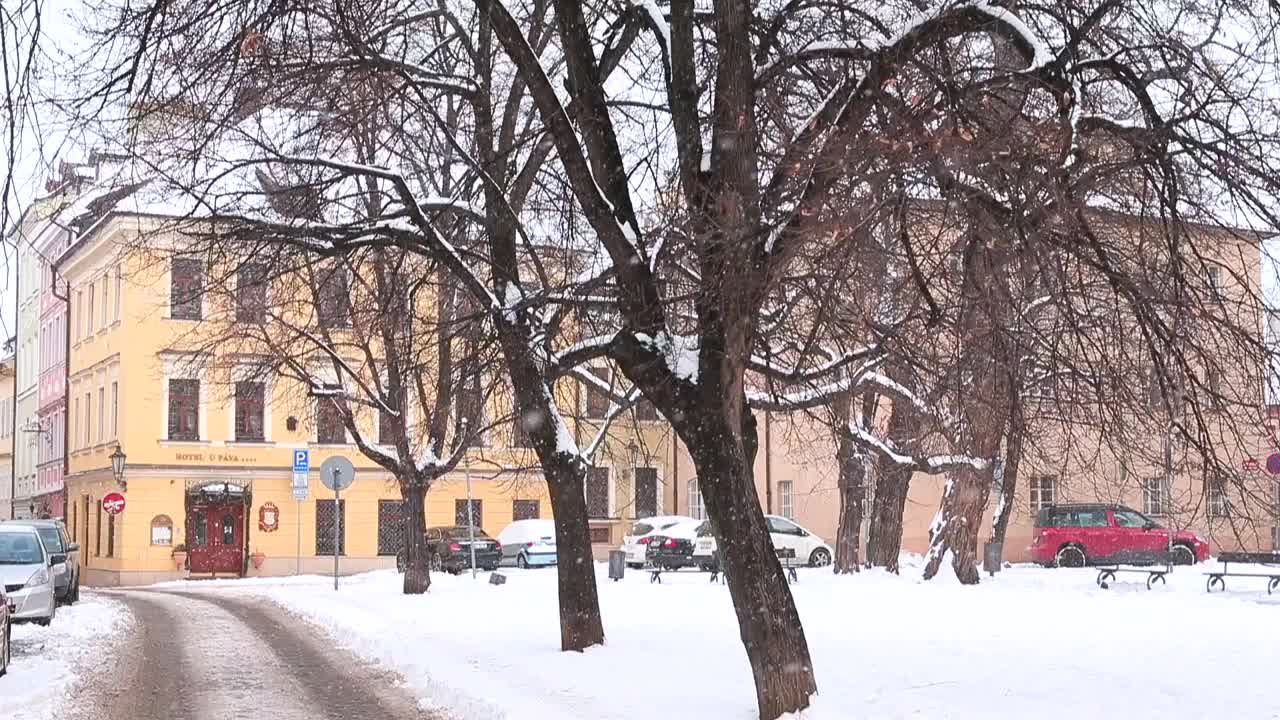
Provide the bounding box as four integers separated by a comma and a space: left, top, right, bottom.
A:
95, 501, 102, 557
97, 387, 105, 443
1143, 477, 1168, 516
511, 400, 534, 448
234, 381, 266, 442
106, 513, 116, 558
1273, 526, 1280, 552
114, 265, 122, 321
316, 393, 345, 444
589, 527, 611, 544
111, 382, 119, 438
635, 398, 659, 422
170, 258, 205, 320
378, 403, 398, 446
377, 500, 405, 556
455, 372, 485, 445
584, 367, 610, 419
167, 379, 200, 441
150, 515, 173, 545
513, 499, 540, 521
1208, 482, 1230, 518
688, 478, 704, 520
72, 396, 79, 450
87, 283, 95, 334
317, 265, 350, 328
1030, 475, 1057, 511
84, 392, 92, 447
634, 467, 658, 518
315, 499, 346, 555
100, 275, 109, 328
778, 480, 793, 519
586, 466, 610, 518
1206, 266, 1223, 302
455, 499, 482, 530
75, 290, 82, 340
237, 263, 268, 323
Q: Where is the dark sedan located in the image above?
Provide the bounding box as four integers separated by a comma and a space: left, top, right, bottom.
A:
644, 519, 702, 571
398, 526, 503, 574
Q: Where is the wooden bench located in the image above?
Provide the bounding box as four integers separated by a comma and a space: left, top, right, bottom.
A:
1204, 552, 1280, 594
691, 548, 803, 584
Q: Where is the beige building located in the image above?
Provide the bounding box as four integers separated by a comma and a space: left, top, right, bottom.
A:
0, 355, 14, 520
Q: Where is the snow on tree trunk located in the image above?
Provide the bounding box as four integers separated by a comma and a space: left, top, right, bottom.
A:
400, 480, 431, 595
690, 408, 816, 719
922, 468, 991, 583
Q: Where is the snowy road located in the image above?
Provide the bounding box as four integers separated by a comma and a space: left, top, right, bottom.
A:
64, 589, 438, 720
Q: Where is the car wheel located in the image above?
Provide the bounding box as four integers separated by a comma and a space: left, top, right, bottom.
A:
0, 622, 8, 677
809, 548, 833, 568
1171, 544, 1196, 566
517, 554, 529, 569
68, 575, 79, 605
430, 553, 444, 572
1055, 545, 1086, 568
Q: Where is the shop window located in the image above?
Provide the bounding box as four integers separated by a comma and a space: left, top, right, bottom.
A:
586, 466, 610, 518
513, 499, 540, 521
634, 467, 658, 518
316, 499, 346, 555
377, 500, 405, 556
151, 515, 174, 546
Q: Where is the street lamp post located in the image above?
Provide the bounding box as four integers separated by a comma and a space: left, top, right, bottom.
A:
110, 445, 127, 491
627, 440, 639, 518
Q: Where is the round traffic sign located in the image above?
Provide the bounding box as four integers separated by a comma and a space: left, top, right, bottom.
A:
102, 492, 126, 515
320, 456, 356, 491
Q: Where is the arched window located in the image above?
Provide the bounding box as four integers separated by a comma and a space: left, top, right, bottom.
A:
150, 515, 174, 546
222, 513, 236, 545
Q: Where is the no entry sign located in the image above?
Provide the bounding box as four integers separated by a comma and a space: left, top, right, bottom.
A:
102, 492, 126, 515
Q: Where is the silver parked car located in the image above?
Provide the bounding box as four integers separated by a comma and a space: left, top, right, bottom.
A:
0, 524, 57, 626
4, 520, 80, 605
0, 582, 11, 676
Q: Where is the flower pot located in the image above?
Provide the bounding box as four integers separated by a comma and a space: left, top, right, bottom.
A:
172, 551, 188, 570
250, 552, 267, 570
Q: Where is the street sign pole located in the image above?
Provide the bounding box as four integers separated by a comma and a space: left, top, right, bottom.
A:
334, 475, 341, 591
296, 498, 302, 576
466, 453, 477, 580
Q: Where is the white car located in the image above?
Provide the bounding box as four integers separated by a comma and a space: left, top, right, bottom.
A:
621, 515, 695, 568
0, 524, 57, 626
498, 519, 558, 568
692, 515, 833, 569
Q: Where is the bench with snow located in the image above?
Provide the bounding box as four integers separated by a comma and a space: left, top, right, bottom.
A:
1204, 552, 1280, 594
1095, 556, 1175, 590
708, 548, 802, 584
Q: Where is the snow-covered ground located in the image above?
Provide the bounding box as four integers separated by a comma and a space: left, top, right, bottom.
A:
189, 558, 1280, 719
0, 594, 132, 719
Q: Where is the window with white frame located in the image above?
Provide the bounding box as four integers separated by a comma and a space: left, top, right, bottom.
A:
1208, 481, 1230, 518
688, 478, 704, 520
114, 265, 122, 321
111, 382, 119, 439
87, 284, 95, 334
83, 392, 91, 447
100, 275, 108, 328
97, 387, 105, 443
778, 480, 793, 519
1273, 526, 1280, 551
1143, 476, 1169, 516
1029, 475, 1057, 511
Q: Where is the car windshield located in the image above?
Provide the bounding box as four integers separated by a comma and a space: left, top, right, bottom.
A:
0, 533, 44, 564
35, 526, 64, 552
631, 522, 654, 535
444, 527, 492, 540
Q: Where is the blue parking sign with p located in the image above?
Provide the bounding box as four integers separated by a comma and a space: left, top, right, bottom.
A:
293, 449, 310, 473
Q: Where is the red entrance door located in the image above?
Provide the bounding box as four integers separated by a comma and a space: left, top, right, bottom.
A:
187, 503, 245, 574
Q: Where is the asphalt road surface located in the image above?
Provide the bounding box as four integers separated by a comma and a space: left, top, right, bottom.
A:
67, 589, 437, 720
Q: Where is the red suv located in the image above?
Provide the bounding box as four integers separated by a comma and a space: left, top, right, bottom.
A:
1032, 503, 1210, 567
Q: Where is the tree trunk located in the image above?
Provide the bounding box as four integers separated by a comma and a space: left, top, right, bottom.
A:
833, 391, 877, 574
865, 395, 916, 572
922, 467, 991, 583
690, 410, 817, 720
865, 459, 911, 571
541, 451, 606, 651
400, 480, 431, 594
990, 407, 1025, 548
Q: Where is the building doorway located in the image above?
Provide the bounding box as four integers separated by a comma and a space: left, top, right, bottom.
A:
185, 482, 250, 575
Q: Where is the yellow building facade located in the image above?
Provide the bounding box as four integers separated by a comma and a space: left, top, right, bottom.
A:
60, 214, 677, 586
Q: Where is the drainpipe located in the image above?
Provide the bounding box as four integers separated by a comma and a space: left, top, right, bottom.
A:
671, 426, 678, 515
764, 411, 773, 514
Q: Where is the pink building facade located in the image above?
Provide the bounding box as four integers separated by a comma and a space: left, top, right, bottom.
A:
33, 220, 71, 518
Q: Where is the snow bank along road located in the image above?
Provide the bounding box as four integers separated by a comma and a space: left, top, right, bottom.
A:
56, 589, 438, 720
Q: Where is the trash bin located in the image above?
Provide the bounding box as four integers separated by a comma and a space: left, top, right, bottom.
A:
608, 550, 626, 581
983, 541, 1003, 576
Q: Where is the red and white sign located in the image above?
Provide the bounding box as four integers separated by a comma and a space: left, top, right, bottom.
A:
258, 502, 280, 532
102, 492, 126, 515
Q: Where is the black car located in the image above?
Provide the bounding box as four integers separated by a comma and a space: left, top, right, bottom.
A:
398, 526, 503, 574
645, 526, 699, 571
